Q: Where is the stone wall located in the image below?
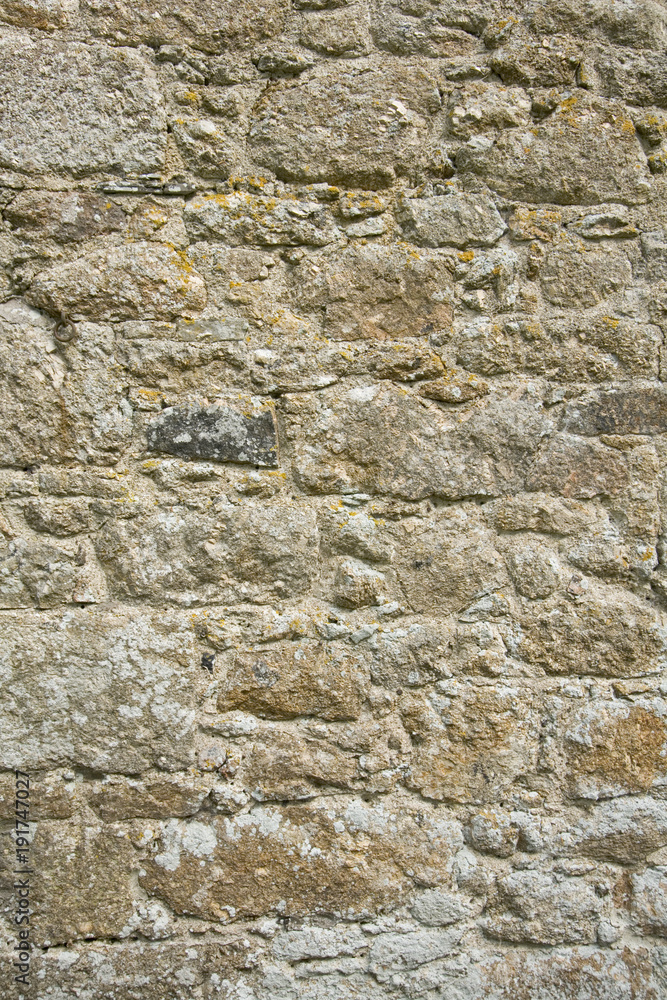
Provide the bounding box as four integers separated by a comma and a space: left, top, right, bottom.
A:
2, 1, 667, 997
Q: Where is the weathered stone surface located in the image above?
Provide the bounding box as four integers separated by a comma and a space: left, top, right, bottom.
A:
82, 0, 286, 51
218, 641, 370, 720
86, 774, 210, 821
484, 871, 603, 945
30, 821, 136, 945
184, 191, 340, 246
563, 389, 667, 436
147, 399, 278, 465
28, 243, 206, 321
457, 95, 651, 205
95, 500, 318, 603
289, 245, 454, 340
539, 237, 633, 308
632, 869, 667, 936
0, 609, 197, 771
4, 0, 667, 990
403, 681, 540, 804
5, 190, 127, 242
518, 588, 666, 676
249, 60, 440, 187
0, 0, 77, 30
562, 796, 667, 864
290, 386, 556, 499
0, 321, 131, 466
0, 31, 166, 175
564, 700, 667, 799
139, 795, 462, 919
396, 188, 506, 248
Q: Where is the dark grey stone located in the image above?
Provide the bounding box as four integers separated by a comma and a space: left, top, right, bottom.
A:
563, 389, 667, 436
147, 402, 278, 465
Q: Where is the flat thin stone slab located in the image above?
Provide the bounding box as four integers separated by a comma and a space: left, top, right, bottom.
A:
147, 399, 278, 466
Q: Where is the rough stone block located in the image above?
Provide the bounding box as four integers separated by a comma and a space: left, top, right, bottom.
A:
564, 701, 667, 799
95, 499, 317, 603
0, 609, 197, 772
457, 94, 651, 205
218, 641, 370, 720
289, 244, 454, 340
0, 31, 166, 176
184, 191, 340, 246
139, 795, 462, 919
248, 60, 440, 188
81, 0, 287, 52
396, 189, 506, 248
28, 243, 206, 321
147, 399, 278, 466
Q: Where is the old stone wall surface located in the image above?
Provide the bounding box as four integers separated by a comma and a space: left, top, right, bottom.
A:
3, 1, 667, 997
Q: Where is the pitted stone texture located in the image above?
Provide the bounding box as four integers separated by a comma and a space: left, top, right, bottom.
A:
0, 609, 197, 772
28, 243, 206, 322
0, 31, 166, 176
249, 60, 441, 188
0, 321, 131, 467
5, 190, 127, 243
184, 191, 340, 246
457, 94, 651, 205
396, 189, 506, 248
147, 399, 278, 466
0, 939, 247, 1000
30, 821, 136, 946
0, 0, 78, 30
289, 244, 454, 340
484, 871, 603, 945
563, 699, 667, 799
95, 499, 318, 604
81, 0, 286, 52
218, 641, 370, 720
290, 385, 554, 500
401, 681, 540, 804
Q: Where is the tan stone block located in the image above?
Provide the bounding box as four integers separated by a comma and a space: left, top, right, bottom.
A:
564, 700, 667, 799
402, 681, 540, 804
29, 821, 136, 945
140, 794, 462, 919
218, 641, 370, 721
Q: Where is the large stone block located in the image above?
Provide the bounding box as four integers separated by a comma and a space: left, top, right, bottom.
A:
0, 609, 197, 772
288, 244, 454, 340
218, 641, 370, 720
457, 94, 651, 205
30, 821, 136, 946
518, 587, 666, 677
248, 60, 441, 188
95, 500, 319, 603
139, 795, 462, 919
28, 243, 206, 321
563, 388, 667, 436
184, 191, 340, 246
0, 318, 131, 466
5, 190, 127, 243
484, 870, 603, 945
0, 31, 166, 176
81, 0, 287, 52
396, 188, 506, 248
289, 385, 553, 500
402, 681, 540, 804
564, 700, 667, 800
